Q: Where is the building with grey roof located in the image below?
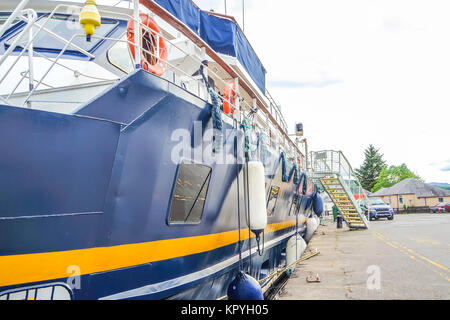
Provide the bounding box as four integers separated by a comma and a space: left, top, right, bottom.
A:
370, 178, 450, 210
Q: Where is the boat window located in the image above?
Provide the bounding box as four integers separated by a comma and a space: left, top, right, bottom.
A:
107, 35, 134, 73
168, 161, 212, 224
267, 185, 280, 216
5, 14, 118, 54
0, 13, 19, 27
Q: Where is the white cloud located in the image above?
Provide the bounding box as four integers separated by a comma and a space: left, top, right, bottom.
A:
195, 0, 450, 183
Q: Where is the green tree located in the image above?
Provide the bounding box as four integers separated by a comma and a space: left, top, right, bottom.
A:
371, 164, 423, 193
355, 145, 386, 191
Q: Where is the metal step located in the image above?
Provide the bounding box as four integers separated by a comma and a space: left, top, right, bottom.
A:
349, 224, 366, 229
347, 219, 365, 223
312, 150, 369, 229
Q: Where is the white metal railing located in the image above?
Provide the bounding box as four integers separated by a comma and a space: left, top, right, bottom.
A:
311, 150, 369, 207
0, 3, 99, 107
119, 8, 297, 145
311, 150, 370, 228
103, 8, 303, 162
0, 1, 302, 161
0, 4, 240, 109
265, 88, 287, 133
0, 9, 37, 71
0, 0, 29, 38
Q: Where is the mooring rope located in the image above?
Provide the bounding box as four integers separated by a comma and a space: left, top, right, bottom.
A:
216, 249, 320, 300
234, 118, 243, 272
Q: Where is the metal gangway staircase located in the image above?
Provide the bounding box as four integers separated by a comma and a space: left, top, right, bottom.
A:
310, 150, 369, 229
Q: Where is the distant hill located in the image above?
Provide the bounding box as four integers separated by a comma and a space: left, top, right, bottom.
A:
428, 182, 450, 191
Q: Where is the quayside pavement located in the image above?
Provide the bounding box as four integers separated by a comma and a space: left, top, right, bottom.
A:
278, 214, 450, 300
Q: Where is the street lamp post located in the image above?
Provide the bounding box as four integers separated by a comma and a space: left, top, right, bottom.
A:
299, 138, 308, 173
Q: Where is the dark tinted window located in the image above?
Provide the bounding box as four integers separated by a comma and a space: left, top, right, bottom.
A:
168, 161, 212, 224
0, 13, 19, 26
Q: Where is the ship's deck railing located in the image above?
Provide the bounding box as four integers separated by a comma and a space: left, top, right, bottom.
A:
264, 88, 288, 134
0, 3, 242, 109
0, 0, 301, 162
0, 2, 105, 105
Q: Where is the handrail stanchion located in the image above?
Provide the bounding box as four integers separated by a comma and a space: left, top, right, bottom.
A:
0, 0, 29, 38
22, 33, 80, 106
133, 0, 141, 69
27, 11, 34, 94
0, 13, 36, 67
234, 77, 240, 117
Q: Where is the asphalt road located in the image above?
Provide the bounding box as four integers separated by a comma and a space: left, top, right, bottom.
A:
278, 213, 450, 300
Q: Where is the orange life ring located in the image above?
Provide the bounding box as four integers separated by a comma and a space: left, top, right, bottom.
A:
223, 81, 236, 114
127, 13, 167, 77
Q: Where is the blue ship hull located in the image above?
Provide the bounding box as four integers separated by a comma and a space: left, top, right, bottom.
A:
0, 69, 314, 299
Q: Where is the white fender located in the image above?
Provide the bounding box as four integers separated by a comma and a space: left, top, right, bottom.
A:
286, 234, 307, 275
245, 161, 267, 234
304, 216, 319, 243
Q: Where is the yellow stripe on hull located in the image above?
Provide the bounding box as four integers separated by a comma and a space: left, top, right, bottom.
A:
0, 220, 299, 287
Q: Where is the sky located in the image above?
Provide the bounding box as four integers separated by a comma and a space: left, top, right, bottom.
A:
194, 0, 450, 183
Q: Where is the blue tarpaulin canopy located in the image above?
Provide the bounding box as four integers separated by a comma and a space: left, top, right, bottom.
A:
154, 0, 200, 34
153, 0, 266, 93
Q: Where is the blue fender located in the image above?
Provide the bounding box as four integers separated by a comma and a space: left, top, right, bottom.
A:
227, 271, 263, 300
313, 193, 324, 216
303, 193, 314, 211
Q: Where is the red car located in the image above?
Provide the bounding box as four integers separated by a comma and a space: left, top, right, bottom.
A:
430, 202, 450, 213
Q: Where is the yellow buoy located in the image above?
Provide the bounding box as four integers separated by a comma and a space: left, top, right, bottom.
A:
79, 0, 101, 42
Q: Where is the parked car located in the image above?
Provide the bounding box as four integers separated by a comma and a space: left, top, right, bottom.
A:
430, 202, 450, 213
367, 197, 395, 221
